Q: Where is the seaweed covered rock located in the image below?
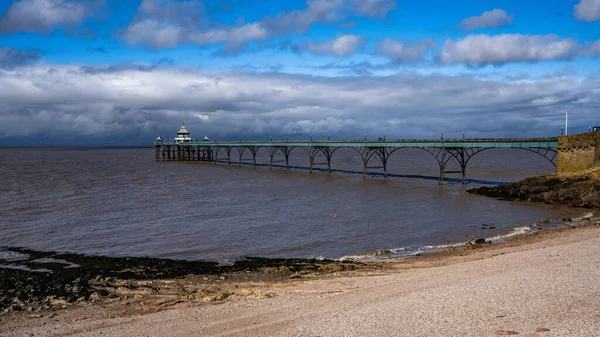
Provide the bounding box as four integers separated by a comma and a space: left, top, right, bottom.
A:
468, 168, 600, 208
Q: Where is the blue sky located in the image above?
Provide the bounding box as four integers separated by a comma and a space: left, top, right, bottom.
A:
1, 0, 600, 144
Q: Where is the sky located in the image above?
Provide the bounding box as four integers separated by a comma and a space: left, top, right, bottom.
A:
1, 0, 600, 145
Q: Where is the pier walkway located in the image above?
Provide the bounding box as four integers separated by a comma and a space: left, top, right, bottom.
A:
154, 137, 558, 184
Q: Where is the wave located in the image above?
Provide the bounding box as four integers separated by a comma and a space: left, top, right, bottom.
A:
342, 211, 596, 261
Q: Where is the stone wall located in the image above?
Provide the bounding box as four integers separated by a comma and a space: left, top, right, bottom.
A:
556, 132, 600, 173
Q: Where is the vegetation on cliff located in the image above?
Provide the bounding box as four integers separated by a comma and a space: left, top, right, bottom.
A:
468, 168, 600, 208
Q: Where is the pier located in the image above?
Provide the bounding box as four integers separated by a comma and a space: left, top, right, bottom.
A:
154, 124, 559, 184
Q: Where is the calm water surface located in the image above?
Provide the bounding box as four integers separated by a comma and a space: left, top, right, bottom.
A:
0, 147, 581, 261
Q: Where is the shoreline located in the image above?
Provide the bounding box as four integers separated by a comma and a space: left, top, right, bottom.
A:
2, 220, 599, 335
1, 208, 597, 314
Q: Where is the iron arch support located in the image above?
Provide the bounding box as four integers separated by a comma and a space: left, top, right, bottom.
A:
304, 146, 340, 174
213, 146, 232, 165
520, 148, 558, 167
269, 146, 296, 169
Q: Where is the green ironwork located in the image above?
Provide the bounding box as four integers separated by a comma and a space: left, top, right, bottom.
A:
154, 137, 559, 185
155, 137, 558, 148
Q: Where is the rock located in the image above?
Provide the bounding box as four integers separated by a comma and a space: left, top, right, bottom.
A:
467, 169, 600, 209
29, 314, 43, 319
474, 238, 487, 245
50, 299, 69, 307
72, 315, 87, 322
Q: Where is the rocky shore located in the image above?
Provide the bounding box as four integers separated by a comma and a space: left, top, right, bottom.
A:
0, 247, 376, 314
468, 168, 600, 208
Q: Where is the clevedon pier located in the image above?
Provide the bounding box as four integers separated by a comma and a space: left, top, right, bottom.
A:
154, 124, 563, 184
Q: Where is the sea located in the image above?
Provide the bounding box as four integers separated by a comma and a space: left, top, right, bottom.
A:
0, 147, 591, 262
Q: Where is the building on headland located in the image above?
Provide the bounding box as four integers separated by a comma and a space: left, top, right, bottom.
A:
556, 131, 600, 173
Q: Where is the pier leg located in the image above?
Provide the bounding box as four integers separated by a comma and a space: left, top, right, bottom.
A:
383, 161, 387, 178
438, 151, 446, 185
460, 149, 467, 185
155, 146, 160, 161
238, 148, 244, 167
284, 147, 291, 169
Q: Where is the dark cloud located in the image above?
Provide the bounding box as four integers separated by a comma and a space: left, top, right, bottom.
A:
0, 0, 104, 35
0, 47, 42, 69
0, 63, 598, 143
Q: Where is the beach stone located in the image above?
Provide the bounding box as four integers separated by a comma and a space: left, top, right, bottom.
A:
474, 238, 487, 244
72, 315, 87, 322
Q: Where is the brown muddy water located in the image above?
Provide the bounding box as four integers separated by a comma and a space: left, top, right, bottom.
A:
0, 147, 588, 261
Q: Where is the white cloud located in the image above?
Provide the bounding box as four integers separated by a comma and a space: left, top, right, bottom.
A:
0, 0, 102, 34
459, 9, 515, 30
0, 63, 598, 141
122, 0, 396, 50
352, 0, 396, 16
440, 34, 579, 66
375, 39, 436, 62
574, 0, 600, 22
296, 35, 363, 56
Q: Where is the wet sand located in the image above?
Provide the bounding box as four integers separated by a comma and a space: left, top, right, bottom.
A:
2, 221, 600, 336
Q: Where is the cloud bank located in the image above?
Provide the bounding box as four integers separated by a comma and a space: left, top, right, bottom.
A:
0, 63, 598, 143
